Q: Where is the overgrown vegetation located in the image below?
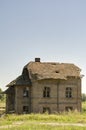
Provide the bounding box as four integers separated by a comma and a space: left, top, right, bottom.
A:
82, 93, 86, 102
0, 88, 6, 115
0, 91, 86, 129
0, 111, 86, 130
0, 103, 86, 129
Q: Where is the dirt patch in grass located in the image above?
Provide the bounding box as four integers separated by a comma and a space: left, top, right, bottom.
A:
0, 121, 86, 129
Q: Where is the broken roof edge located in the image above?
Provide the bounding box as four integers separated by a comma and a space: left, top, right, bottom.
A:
32, 75, 81, 81
6, 75, 31, 87
6, 75, 22, 87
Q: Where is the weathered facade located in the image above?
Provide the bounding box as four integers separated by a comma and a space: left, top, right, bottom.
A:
5, 58, 82, 114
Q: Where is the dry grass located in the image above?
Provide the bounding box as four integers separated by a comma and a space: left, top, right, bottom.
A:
0, 102, 86, 129
0, 101, 5, 115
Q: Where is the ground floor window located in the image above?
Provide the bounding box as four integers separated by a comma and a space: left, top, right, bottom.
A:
23, 106, 28, 114
43, 107, 50, 114
65, 106, 73, 111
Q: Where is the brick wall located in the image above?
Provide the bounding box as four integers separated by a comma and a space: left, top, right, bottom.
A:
14, 77, 81, 114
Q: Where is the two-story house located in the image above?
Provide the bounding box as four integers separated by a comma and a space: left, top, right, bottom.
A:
5, 58, 82, 114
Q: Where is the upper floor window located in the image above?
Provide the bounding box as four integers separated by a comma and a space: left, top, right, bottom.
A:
43, 87, 50, 98
22, 68, 29, 81
23, 87, 29, 97
66, 87, 72, 98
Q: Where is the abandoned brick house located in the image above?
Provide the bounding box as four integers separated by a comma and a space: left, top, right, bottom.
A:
5, 58, 82, 114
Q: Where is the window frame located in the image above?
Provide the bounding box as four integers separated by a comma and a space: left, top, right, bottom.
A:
65, 87, 72, 98
43, 87, 50, 98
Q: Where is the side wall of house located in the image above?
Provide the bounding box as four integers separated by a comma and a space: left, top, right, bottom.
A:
15, 86, 31, 114
6, 87, 15, 113
58, 77, 81, 112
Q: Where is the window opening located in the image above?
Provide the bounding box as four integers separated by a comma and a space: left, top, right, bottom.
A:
65, 106, 73, 111
43, 107, 50, 114
43, 87, 50, 97
66, 87, 72, 98
23, 87, 29, 97
23, 106, 28, 113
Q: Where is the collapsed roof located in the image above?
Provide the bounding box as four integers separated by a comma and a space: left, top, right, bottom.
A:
6, 60, 81, 87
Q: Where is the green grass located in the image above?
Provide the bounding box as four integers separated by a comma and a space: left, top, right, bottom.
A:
82, 101, 86, 112
0, 100, 5, 107
0, 112, 86, 130
1, 124, 86, 130
0, 100, 5, 115
0, 102, 86, 129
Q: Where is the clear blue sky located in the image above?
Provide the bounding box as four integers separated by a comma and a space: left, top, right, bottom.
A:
0, 0, 86, 93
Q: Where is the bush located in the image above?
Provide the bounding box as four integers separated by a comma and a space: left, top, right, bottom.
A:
0, 88, 6, 101
82, 93, 86, 102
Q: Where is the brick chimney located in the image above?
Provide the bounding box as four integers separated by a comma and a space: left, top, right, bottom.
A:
35, 58, 40, 62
